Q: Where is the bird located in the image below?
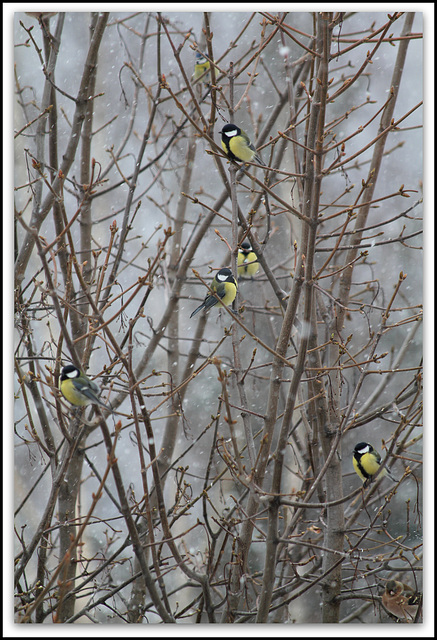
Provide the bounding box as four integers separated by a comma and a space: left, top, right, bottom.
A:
193, 51, 211, 83
352, 442, 397, 487
190, 268, 237, 318
220, 123, 264, 166
382, 579, 422, 622
237, 241, 259, 278
59, 364, 113, 411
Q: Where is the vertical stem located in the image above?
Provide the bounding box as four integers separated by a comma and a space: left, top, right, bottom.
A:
336, 12, 416, 330
78, 13, 99, 333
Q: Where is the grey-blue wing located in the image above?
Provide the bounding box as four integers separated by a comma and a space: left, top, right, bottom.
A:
191, 290, 223, 317
203, 291, 223, 310
72, 379, 100, 403
247, 140, 264, 166
72, 379, 112, 410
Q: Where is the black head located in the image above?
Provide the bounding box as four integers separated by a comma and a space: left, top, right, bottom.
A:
60, 364, 80, 381
240, 241, 252, 253
216, 267, 236, 284
354, 442, 373, 455
220, 123, 240, 137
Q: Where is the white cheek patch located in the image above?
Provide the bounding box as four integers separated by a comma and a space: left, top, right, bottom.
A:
225, 130, 238, 137
67, 371, 79, 378
217, 273, 228, 282
358, 445, 370, 454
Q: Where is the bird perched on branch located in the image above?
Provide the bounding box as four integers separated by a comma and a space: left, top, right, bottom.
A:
237, 241, 259, 278
220, 123, 264, 166
193, 51, 211, 84
190, 268, 237, 318
382, 579, 422, 622
59, 365, 113, 411
352, 442, 397, 487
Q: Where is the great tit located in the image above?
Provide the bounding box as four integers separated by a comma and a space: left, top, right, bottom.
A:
193, 51, 211, 83
59, 364, 113, 411
382, 580, 422, 622
190, 267, 237, 318
353, 442, 397, 487
220, 123, 264, 165
237, 241, 259, 278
